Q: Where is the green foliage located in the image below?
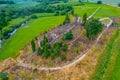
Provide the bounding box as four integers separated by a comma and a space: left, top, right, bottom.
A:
85, 18, 103, 40
118, 3, 120, 7
82, 13, 87, 26
37, 47, 43, 56
97, 1, 102, 4
54, 41, 63, 48
63, 13, 70, 24
30, 15, 37, 19
62, 43, 68, 51
65, 30, 73, 40
0, 72, 8, 80
0, 11, 8, 34
33, 68, 38, 73
40, 35, 49, 47
31, 40, 36, 52
60, 54, 66, 61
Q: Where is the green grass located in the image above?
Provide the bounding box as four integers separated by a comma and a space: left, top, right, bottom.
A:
0, 16, 65, 61
94, 5, 120, 18
73, 3, 100, 17
90, 29, 120, 80
73, 3, 120, 18
0, 13, 54, 38
55, 1, 81, 6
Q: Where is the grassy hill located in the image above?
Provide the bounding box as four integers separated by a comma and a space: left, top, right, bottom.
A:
0, 16, 65, 61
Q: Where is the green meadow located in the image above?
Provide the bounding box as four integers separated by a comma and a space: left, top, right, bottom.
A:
0, 16, 65, 61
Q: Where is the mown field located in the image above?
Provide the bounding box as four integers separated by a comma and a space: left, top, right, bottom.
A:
73, 3, 100, 17
73, 3, 120, 18
94, 5, 120, 18
0, 16, 65, 61
90, 29, 120, 80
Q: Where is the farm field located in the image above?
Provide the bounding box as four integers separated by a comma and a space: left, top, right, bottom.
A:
0, 16, 65, 61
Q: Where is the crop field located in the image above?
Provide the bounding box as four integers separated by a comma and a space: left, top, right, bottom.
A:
0, 16, 65, 61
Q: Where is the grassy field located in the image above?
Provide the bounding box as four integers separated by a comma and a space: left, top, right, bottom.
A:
0, 16, 65, 61
90, 29, 120, 80
73, 3, 120, 18
94, 5, 120, 18
0, 13, 54, 38
73, 3, 100, 17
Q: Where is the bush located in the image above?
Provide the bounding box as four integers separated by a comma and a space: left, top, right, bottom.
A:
33, 68, 38, 73
65, 30, 73, 40
54, 47, 61, 56
62, 43, 68, 51
51, 51, 55, 60
54, 41, 63, 48
30, 15, 37, 19
60, 54, 66, 61
118, 3, 120, 7
31, 40, 36, 52
97, 1, 102, 4
0, 72, 8, 80
85, 18, 103, 40
37, 47, 43, 56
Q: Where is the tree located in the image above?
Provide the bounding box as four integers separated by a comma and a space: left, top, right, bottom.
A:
65, 30, 73, 40
0, 72, 8, 80
37, 47, 43, 56
60, 54, 66, 61
118, 3, 120, 7
82, 13, 87, 26
97, 1, 102, 4
0, 11, 8, 34
85, 18, 103, 40
62, 43, 68, 51
63, 13, 70, 24
31, 40, 36, 52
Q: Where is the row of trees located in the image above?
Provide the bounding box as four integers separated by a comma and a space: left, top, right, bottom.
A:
31, 35, 68, 60
0, 0, 15, 4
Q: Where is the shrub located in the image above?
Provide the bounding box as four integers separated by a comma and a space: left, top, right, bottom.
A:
50, 51, 55, 60
62, 43, 68, 51
118, 3, 120, 7
97, 1, 102, 4
65, 30, 73, 40
60, 54, 66, 61
31, 40, 36, 52
54, 47, 61, 56
37, 47, 43, 56
54, 41, 63, 48
33, 68, 38, 73
30, 15, 37, 19
0, 72, 8, 80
